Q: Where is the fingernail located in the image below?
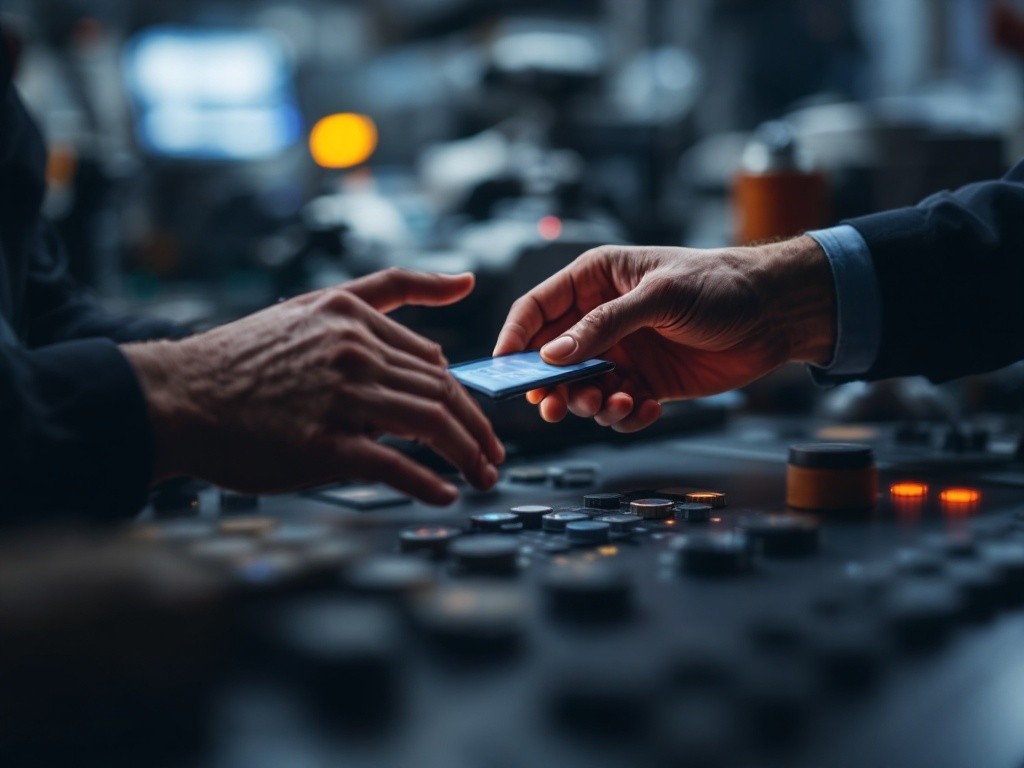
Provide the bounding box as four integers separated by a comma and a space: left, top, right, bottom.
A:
442, 482, 459, 499
542, 335, 577, 361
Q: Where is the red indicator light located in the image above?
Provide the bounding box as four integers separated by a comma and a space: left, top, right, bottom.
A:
538, 216, 562, 240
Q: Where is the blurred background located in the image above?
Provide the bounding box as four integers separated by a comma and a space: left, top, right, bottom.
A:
6, 0, 1024, 445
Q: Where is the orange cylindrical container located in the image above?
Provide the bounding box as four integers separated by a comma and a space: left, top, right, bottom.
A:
732, 121, 829, 245
786, 443, 877, 513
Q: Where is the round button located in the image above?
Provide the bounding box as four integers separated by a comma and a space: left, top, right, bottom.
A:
510, 505, 551, 530
683, 491, 727, 508
593, 514, 642, 536
583, 493, 623, 511
565, 520, 611, 546
740, 514, 820, 558
674, 503, 713, 523
543, 560, 633, 622
470, 512, 522, 533
450, 536, 520, 575
542, 510, 590, 532
551, 465, 597, 488
398, 526, 461, 557
629, 498, 674, 520
673, 532, 751, 577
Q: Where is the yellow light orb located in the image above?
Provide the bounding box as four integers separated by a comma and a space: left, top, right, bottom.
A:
309, 112, 378, 169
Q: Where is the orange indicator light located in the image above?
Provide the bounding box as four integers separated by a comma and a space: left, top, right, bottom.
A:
940, 488, 981, 505
309, 113, 378, 169
890, 482, 928, 499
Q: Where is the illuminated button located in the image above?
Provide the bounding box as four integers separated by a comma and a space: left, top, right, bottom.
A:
470, 511, 522, 533
583, 493, 623, 511
684, 491, 727, 508
566, 520, 611, 546
543, 560, 633, 622
542, 510, 590, 532
890, 482, 928, 499
413, 584, 526, 656
630, 498, 674, 519
675, 503, 713, 523
593, 513, 642, 536
219, 490, 259, 511
451, 536, 519, 575
398, 526, 461, 557
740, 514, 819, 558
940, 487, 981, 506
346, 556, 435, 597
673, 532, 751, 577
218, 515, 277, 537
510, 505, 551, 529
507, 466, 550, 484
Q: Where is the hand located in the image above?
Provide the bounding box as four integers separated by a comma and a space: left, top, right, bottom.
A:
123, 268, 505, 505
493, 237, 836, 432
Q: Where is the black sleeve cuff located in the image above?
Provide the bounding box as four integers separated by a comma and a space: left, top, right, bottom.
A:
16, 339, 153, 522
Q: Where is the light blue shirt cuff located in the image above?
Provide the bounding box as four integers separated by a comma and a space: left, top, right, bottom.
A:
805, 225, 881, 381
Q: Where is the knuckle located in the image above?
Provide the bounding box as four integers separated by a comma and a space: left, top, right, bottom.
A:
321, 288, 357, 313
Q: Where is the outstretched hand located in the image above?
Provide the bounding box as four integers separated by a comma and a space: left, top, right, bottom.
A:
125, 268, 504, 505
493, 239, 836, 432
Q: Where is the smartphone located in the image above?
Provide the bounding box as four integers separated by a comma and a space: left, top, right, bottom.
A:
449, 350, 615, 400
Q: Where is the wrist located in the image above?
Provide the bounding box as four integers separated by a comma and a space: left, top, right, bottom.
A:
121, 340, 206, 484
755, 236, 837, 366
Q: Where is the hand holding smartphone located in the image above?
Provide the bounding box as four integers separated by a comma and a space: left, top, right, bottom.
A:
449, 351, 614, 400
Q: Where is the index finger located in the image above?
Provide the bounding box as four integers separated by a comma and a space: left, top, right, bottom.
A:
492, 266, 579, 356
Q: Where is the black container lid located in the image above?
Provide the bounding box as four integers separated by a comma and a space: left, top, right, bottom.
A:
788, 443, 874, 469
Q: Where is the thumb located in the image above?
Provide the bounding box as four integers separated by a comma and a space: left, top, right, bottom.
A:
344, 269, 475, 313
540, 289, 650, 364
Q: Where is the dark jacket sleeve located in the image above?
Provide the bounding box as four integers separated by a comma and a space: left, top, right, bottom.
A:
24, 221, 190, 347
0, 337, 155, 522
845, 161, 1024, 382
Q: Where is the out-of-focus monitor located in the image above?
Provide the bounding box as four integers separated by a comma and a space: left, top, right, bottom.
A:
123, 27, 302, 161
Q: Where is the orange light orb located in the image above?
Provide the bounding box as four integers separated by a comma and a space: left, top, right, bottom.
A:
309, 113, 378, 169
940, 487, 981, 505
890, 482, 929, 499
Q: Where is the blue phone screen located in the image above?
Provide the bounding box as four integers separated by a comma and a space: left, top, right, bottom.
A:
450, 351, 611, 398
